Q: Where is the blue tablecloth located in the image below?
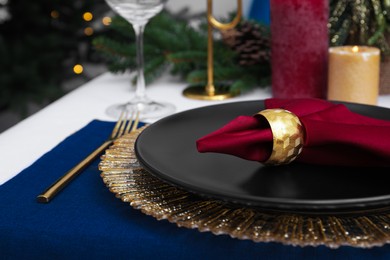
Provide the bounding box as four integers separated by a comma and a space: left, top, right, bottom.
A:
1, 120, 390, 259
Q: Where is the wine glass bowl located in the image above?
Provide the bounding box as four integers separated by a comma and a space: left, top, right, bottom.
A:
105, 0, 164, 26
104, 0, 175, 120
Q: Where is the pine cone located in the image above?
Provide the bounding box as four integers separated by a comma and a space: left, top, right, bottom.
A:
221, 21, 271, 66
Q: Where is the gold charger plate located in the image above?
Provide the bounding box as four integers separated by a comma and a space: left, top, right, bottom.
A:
99, 127, 390, 249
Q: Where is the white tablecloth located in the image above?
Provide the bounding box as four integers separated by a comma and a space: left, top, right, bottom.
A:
1, 72, 389, 185
0, 72, 272, 184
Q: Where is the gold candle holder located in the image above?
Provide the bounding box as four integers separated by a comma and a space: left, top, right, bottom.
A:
183, 0, 242, 100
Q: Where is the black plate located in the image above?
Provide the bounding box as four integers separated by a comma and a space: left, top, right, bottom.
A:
135, 100, 390, 213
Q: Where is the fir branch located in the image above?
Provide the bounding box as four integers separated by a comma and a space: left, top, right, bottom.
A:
93, 10, 271, 95
167, 50, 208, 78
230, 77, 258, 94
108, 16, 134, 39
329, 0, 390, 56
132, 55, 168, 85
93, 36, 136, 58
167, 50, 207, 64
186, 69, 207, 84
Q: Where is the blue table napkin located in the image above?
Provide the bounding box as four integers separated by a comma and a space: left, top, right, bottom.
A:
1, 120, 389, 259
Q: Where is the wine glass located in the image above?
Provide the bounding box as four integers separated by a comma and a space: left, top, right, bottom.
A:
104, 0, 175, 119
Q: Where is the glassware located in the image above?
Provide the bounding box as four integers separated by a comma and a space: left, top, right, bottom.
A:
104, 0, 175, 119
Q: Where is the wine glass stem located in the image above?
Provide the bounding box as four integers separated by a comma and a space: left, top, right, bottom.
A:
133, 24, 147, 101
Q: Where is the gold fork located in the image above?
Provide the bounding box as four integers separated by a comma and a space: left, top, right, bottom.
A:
36, 110, 140, 203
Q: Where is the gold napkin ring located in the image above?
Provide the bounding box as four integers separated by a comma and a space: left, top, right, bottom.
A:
257, 109, 304, 165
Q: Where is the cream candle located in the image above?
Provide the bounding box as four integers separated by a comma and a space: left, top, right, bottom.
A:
327, 46, 380, 105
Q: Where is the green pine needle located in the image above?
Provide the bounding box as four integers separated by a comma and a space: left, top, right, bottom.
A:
92, 10, 271, 95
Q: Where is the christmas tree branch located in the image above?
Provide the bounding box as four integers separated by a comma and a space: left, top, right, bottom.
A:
92, 10, 271, 94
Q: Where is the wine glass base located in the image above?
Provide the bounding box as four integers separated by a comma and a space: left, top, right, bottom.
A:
106, 100, 176, 120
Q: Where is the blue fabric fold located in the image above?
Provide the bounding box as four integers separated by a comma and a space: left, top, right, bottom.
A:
248, 0, 270, 24
1, 120, 389, 259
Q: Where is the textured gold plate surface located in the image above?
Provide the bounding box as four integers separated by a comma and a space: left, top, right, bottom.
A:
99, 126, 390, 248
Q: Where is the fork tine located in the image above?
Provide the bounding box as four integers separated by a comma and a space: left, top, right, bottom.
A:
111, 108, 140, 140
110, 109, 126, 139
117, 111, 129, 137
123, 110, 135, 134
130, 110, 140, 132
123, 109, 140, 135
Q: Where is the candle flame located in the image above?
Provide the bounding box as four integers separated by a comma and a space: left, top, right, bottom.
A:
352, 46, 359, 53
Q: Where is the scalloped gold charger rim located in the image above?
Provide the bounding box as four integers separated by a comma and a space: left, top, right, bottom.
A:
98, 126, 390, 249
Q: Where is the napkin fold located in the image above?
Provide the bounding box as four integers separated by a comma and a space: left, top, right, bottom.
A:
196, 98, 390, 167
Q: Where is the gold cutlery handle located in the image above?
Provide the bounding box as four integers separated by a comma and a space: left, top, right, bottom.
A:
37, 140, 113, 203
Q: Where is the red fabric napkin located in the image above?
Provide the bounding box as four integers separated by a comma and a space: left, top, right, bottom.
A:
196, 98, 390, 167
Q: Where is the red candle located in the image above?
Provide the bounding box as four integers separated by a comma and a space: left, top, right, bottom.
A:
270, 0, 329, 98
